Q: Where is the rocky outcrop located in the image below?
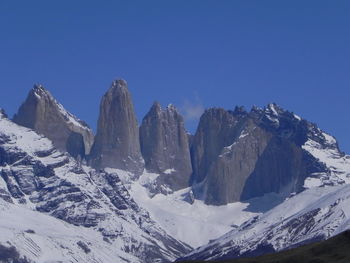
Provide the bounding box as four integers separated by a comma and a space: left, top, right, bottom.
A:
191, 104, 329, 205
139, 102, 192, 194
13, 85, 94, 159
0, 109, 7, 119
89, 79, 144, 175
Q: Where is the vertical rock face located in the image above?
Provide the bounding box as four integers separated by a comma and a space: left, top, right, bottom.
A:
190, 107, 247, 186
139, 102, 192, 193
13, 85, 94, 159
190, 104, 329, 205
89, 79, 144, 175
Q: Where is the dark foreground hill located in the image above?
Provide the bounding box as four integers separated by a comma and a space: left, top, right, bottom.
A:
179, 230, 350, 263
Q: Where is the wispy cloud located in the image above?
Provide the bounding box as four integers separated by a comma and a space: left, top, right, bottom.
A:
180, 93, 205, 122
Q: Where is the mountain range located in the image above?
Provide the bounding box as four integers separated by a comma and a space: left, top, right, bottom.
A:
1, 79, 349, 262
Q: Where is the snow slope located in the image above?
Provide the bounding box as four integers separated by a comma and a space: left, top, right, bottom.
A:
0, 198, 139, 263
103, 169, 265, 248
181, 183, 350, 261
0, 114, 190, 263
303, 131, 350, 188
129, 177, 257, 248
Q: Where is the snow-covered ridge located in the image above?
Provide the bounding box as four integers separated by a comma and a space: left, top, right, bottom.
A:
0, 116, 190, 262
0, 111, 54, 159
302, 129, 350, 188
0, 198, 140, 263
182, 183, 350, 261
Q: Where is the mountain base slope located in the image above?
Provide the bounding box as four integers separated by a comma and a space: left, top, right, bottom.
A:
178, 230, 350, 263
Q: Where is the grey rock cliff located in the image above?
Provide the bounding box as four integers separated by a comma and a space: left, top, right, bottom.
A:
89, 79, 144, 175
13, 85, 94, 159
140, 102, 192, 194
191, 104, 329, 205
190, 107, 246, 186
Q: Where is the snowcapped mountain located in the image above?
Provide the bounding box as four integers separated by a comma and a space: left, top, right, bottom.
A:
90, 99, 350, 254
125, 127, 350, 252
2, 81, 350, 263
0, 112, 191, 263
178, 109, 350, 261
189, 103, 344, 205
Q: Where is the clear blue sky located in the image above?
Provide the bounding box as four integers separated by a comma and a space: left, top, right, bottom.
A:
1, 1, 349, 152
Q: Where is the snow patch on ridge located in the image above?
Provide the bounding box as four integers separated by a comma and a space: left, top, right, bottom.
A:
293, 113, 302, 121
163, 168, 176, 174
268, 103, 279, 116
56, 102, 91, 132
302, 132, 350, 188
303, 176, 323, 188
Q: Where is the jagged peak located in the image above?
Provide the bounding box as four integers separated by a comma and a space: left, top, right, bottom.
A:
151, 101, 162, 111
196, 107, 241, 127
265, 102, 284, 116
31, 83, 53, 100
203, 107, 228, 114
263, 103, 306, 123
200, 107, 241, 121
233, 105, 247, 116
104, 79, 131, 100
0, 108, 7, 119
110, 79, 128, 92
142, 101, 162, 121
250, 105, 263, 113
26, 84, 92, 130
112, 78, 127, 86
33, 83, 45, 92
166, 103, 177, 113
143, 102, 182, 122
247, 103, 288, 125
